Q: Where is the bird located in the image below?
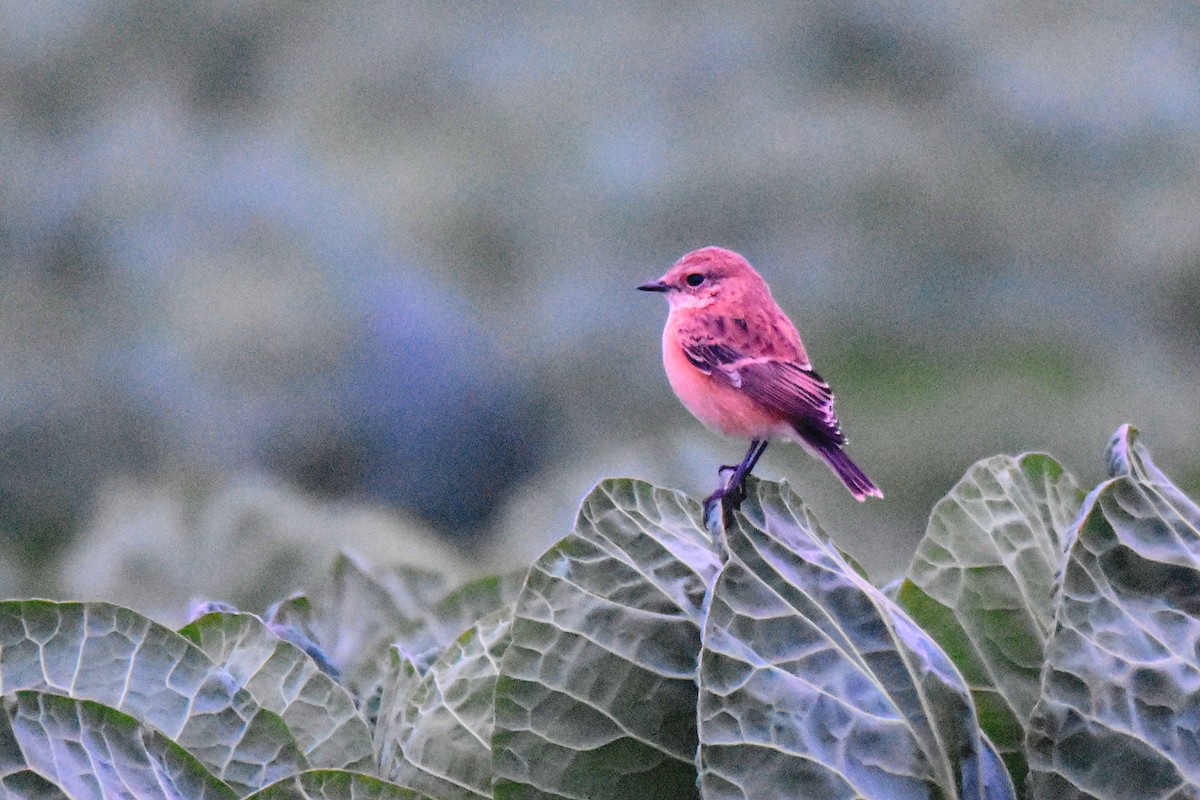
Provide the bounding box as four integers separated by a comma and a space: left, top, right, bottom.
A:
639, 246, 881, 515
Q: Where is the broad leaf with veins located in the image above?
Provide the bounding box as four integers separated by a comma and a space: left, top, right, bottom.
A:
0, 600, 307, 793
898, 453, 1084, 795
698, 478, 1015, 800
378, 608, 512, 799
0, 691, 237, 799
180, 610, 374, 770
492, 478, 718, 800
1027, 426, 1200, 799
245, 769, 428, 799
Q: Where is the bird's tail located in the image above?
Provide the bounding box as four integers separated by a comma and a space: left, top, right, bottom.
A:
814, 444, 883, 501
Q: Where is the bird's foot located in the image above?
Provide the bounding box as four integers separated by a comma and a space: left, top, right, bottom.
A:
702, 491, 725, 528
715, 462, 746, 496
707, 441, 767, 528
703, 477, 748, 527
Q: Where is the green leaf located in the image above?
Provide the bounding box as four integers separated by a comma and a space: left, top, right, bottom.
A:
304, 557, 523, 719
428, 573, 525, 645
373, 646, 427, 773
0, 690, 236, 800
308, 557, 449, 715
264, 594, 342, 678
0, 600, 308, 794
378, 607, 512, 799
1027, 426, 1200, 799
245, 769, 428, 799
699, 478, 1015, 800
493, 478, 718, 800
898, 453, 1084, 794
180, 611, 374, 770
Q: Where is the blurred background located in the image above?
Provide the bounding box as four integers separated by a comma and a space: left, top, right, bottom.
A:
3, 0, 1199, 617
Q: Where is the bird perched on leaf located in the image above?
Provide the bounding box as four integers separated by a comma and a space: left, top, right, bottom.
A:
639, 246, 881, 517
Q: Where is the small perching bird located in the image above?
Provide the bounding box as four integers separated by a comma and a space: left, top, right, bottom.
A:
639, 246, 881, 515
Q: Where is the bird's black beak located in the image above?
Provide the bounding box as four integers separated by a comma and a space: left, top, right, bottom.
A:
637, 280, 669, 293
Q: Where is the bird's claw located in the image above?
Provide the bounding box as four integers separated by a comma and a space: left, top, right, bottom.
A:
702, 494, 721, 528
703, 478, 748, 528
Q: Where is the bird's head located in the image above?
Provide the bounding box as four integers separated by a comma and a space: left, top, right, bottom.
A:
637, 246, 766, 311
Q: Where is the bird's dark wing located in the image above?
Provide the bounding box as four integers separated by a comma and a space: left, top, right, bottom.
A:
681, 341, 845, 446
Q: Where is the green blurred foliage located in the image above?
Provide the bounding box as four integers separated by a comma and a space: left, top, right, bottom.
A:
2, 0, 1199, 591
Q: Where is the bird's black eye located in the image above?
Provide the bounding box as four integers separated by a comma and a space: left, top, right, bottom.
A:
686, 273, 705, 287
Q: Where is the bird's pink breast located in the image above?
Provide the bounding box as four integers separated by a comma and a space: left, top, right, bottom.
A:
662, 323, 790, 440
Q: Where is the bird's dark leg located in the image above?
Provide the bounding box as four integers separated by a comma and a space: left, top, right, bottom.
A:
704, 439, 769, 523
728, 439, 768, 491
